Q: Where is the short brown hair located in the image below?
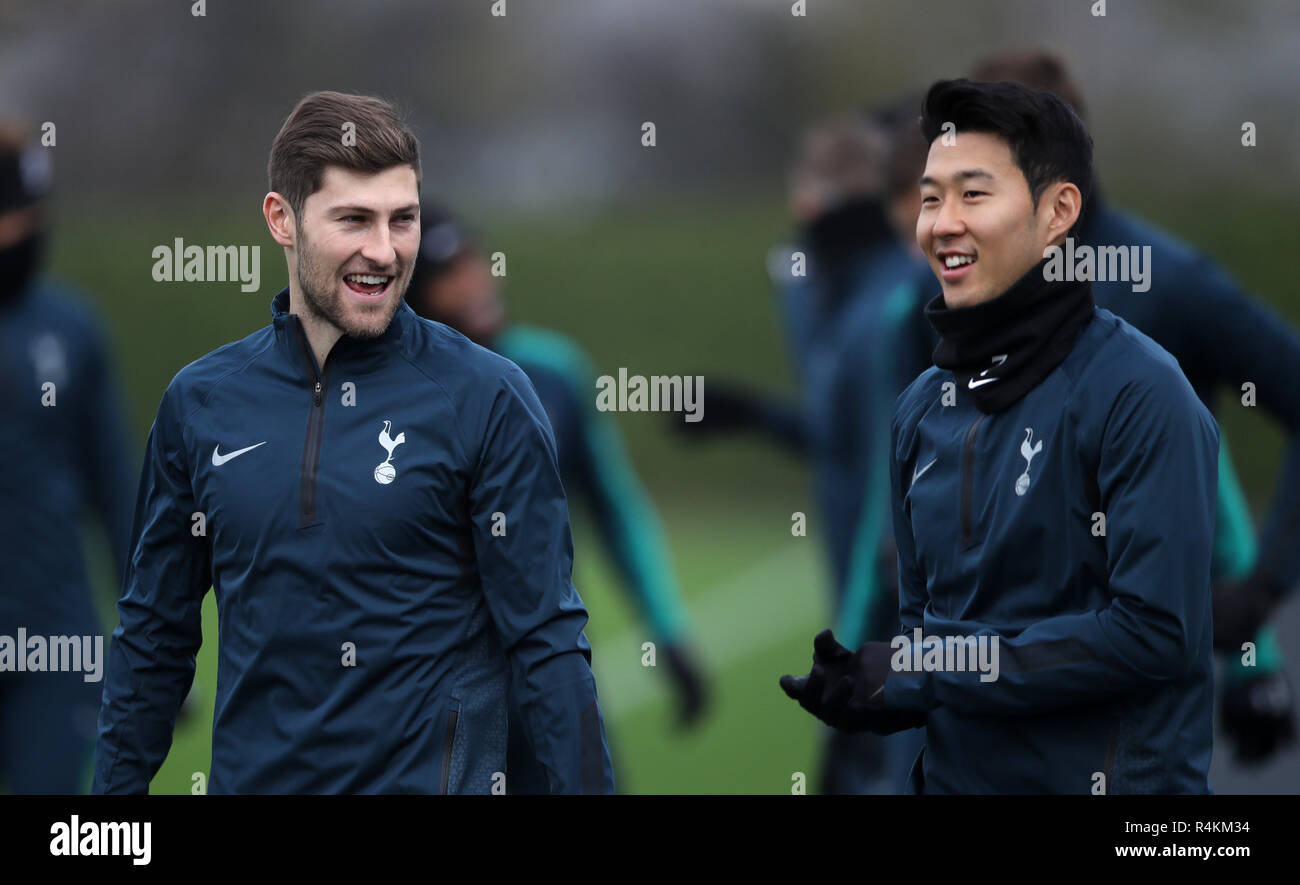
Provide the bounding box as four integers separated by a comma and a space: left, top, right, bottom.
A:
268, 91, 421, 221
970, 50, 1087, 122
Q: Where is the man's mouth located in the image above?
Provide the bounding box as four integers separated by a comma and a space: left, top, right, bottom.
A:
343, 272, 394, 297
937, 251, 977, 280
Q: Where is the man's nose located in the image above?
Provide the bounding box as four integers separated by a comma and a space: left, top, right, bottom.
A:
360, 224, 397, 268
931, 197, 966, 239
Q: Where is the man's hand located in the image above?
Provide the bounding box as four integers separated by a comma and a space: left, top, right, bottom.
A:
662, 642, 709, 729
1220, 672, 1296, 764
780, 629, 925, 734
1213, 573, 1285, 652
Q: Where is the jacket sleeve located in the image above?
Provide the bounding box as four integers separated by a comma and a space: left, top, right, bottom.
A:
1183, 258, 1300, 595
468, 365, 615, 794
563, 354, 691, 645
92, 382, 211, 793
885, 368, 1219, 716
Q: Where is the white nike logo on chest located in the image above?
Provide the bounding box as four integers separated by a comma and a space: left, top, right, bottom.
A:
212, 441, 268, 466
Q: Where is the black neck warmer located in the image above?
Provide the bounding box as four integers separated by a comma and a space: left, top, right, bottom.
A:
804, 197, 893, 262
924, 255, 1095, 414
0, 231, 45, 307
800, 197, 893, 313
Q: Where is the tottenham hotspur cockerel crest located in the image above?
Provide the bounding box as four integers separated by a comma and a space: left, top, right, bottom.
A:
375, 421, 405, 484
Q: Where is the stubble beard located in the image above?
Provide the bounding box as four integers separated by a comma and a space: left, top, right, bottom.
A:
295, 224, 412, 340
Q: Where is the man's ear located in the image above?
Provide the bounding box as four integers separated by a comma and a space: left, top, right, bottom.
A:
1042, 181, 1082, 246
263, 192, 296, 248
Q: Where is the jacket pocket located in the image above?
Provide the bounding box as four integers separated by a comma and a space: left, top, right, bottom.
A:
439, 697, 462, 795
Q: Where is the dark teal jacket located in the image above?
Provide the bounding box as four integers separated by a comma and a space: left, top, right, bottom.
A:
94, 290, 614, 794
885, 307, 1217, 794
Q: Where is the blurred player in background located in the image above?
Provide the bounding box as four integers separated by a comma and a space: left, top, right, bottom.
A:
970, 50, 1297, 763
678, 105, 934, 793
772, 109, 932, 794
405, 203, 709, 792
0, 124, 135, 793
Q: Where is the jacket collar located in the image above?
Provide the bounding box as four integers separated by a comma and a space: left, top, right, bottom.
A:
270, 286, 413, 378
925, 257, 1095, 414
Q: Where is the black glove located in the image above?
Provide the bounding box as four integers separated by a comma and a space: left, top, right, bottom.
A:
1213, 572, 1285, 653
669, 381, 768, 438
1220, 671, 1296, 764
662, 642, 709, 729
780, 629, 925, 735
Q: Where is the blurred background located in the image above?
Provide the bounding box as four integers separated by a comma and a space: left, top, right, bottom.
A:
2, 0, 1298, 793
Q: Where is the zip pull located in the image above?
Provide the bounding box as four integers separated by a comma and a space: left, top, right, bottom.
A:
313, 381, 322, 406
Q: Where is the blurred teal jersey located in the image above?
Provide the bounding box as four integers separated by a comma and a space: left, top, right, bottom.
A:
495, 324, 690, 645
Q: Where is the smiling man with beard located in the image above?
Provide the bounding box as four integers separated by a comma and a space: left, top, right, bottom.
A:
93, 91, 614, 794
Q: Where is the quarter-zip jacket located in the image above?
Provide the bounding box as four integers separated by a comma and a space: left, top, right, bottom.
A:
93, 288, 615, 794
884, 306, 1218, 794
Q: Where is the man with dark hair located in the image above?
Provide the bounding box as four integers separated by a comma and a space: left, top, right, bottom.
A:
970, 49, 1297, 764
93, 91, 615, 794
782, 79, 1219, 794
0, 124, 135, 793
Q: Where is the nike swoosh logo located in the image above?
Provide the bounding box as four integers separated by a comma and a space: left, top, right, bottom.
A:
212, 441, 267, 466
912, 458, 937, 484
968, 377, 997, 388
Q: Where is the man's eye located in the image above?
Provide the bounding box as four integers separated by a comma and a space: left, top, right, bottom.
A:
921, 195, 938, 205
343, 215, 365, 223
964, 191, 987, 199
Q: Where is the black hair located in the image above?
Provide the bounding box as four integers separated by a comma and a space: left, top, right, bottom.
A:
919, 78, 1093, 214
